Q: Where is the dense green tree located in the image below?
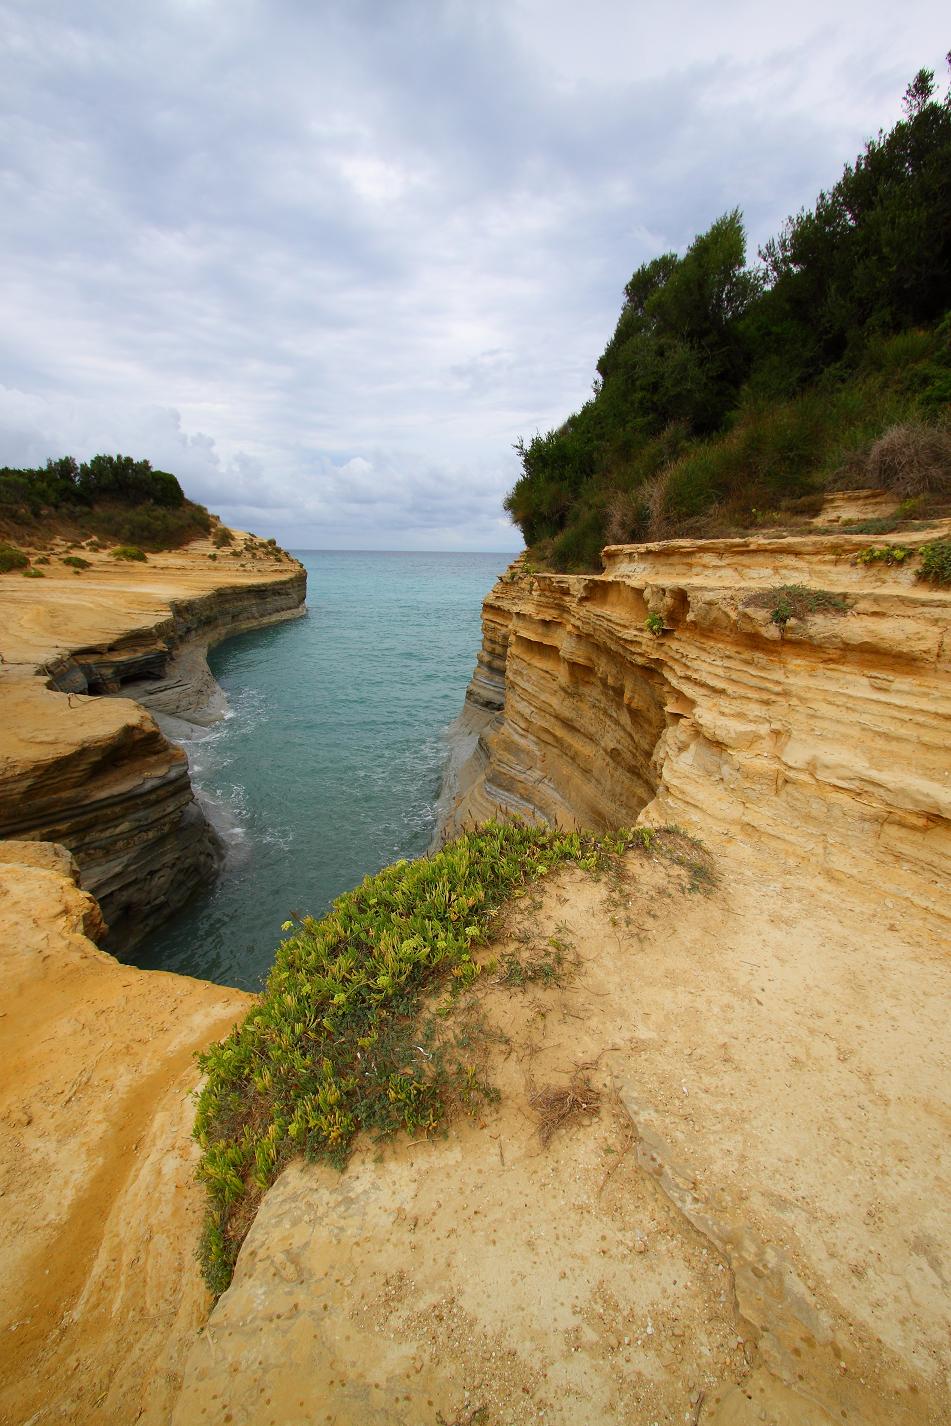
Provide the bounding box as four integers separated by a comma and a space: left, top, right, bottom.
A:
506, 62, 951, 566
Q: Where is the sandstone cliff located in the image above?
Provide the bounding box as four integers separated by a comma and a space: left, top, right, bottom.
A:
443, 517, 950, 933
0, 535, 306, 943
0, 840, 249, 1426
3, 516, 949, 1426
164, 511, 950, 1426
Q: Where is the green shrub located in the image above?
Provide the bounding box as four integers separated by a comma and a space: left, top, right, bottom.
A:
550, 509, 607, 571
110, 545, 147, 562
213, 526, 233, 547
853, 544, 913, 567
194, 820, 651, 1295
645, 612, 665, 635
90, 500, 210, 549
917, 539, 951, 586
22, 566, 44, 578
0, 542, 28, 573
62, 555, 91, 569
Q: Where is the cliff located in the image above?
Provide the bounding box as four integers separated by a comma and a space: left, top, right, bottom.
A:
164, 512, 950, 1426
3, 515, 949, 1425
443, 515, 950, 933
0, 840, 249, 1426
0, 534, 306, 943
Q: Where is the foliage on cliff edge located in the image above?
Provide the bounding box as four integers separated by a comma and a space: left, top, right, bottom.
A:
0, 452, 212, 549
194, 820, 656, 1296
506, 63, 951, 569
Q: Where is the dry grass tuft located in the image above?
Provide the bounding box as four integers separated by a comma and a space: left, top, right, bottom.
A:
530, 1070, 602, 1147
866, 422, 951, 497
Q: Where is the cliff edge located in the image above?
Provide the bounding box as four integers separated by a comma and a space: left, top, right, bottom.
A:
166, 513, 950, 1425
0, 531, 306, 943
0, 840, 250, 1426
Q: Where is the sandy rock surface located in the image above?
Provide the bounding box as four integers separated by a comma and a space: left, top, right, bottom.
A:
444, 522, 951, 937
0, 843, 250, 1426
173, 840, 949, 1425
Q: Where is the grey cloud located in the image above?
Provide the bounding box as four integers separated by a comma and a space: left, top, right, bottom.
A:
0, 0, 947, 549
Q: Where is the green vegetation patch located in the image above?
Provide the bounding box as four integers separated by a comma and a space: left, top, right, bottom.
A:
0, 453, 212, 550
62, 555, 91, 569
109, 544, 147, 562
22, 567, 44, 578
917, 539, 951, 586
504, 64, 951, 570
195, 820, 645, 1295
0, 542, 28, 572
743, 583, 852, 626
853, 544, 914, 567
496, 935, 575, 990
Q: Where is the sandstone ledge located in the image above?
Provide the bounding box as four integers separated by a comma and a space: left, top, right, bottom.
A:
172, 841, 949, 1426
0, 537, 307, 943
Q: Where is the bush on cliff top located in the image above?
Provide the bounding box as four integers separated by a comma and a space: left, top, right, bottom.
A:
194, 819, 653, 1296
0, 452, 212, 550
506, 63, 951, 569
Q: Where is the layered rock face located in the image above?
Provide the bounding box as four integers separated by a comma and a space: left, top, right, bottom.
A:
0, 548, 306, 943
445, 527, 950, 931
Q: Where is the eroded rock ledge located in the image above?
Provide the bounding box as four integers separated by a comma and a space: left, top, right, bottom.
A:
0, 543, 306, 944
443, 525, 951, 932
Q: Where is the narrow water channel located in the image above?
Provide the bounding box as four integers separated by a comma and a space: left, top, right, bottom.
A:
127, 550, 508, 990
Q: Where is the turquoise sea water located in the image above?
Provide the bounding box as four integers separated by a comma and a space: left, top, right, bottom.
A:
130, 551, 509, 990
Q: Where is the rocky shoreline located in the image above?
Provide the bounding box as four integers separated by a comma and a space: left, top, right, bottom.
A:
0, 536, 307, 945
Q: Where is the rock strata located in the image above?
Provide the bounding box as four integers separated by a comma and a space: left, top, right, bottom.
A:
443, 525, 951, 931
0, 538, 306, 943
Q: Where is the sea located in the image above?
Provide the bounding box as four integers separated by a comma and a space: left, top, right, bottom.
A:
128, 550, 510, 990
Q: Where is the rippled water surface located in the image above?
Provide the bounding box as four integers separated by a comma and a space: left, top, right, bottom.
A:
131, 551, 508, 989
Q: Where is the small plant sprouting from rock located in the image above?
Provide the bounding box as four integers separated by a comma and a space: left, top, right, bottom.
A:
497, 935, 574, 990
743, 584, 852, 626
853, 544, 913, 567
644, 612, 665, 636
917, 539, 951, 586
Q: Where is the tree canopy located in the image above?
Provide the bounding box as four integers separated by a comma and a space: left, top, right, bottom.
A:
506, 61, 951, 568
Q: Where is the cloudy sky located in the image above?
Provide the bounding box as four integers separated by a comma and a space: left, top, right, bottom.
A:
0, 2, 946, 549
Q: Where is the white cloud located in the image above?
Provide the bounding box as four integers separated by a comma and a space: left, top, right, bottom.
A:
0, 0, 946, 548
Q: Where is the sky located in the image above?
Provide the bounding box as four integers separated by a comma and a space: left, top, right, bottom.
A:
0, 3, 947, 550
